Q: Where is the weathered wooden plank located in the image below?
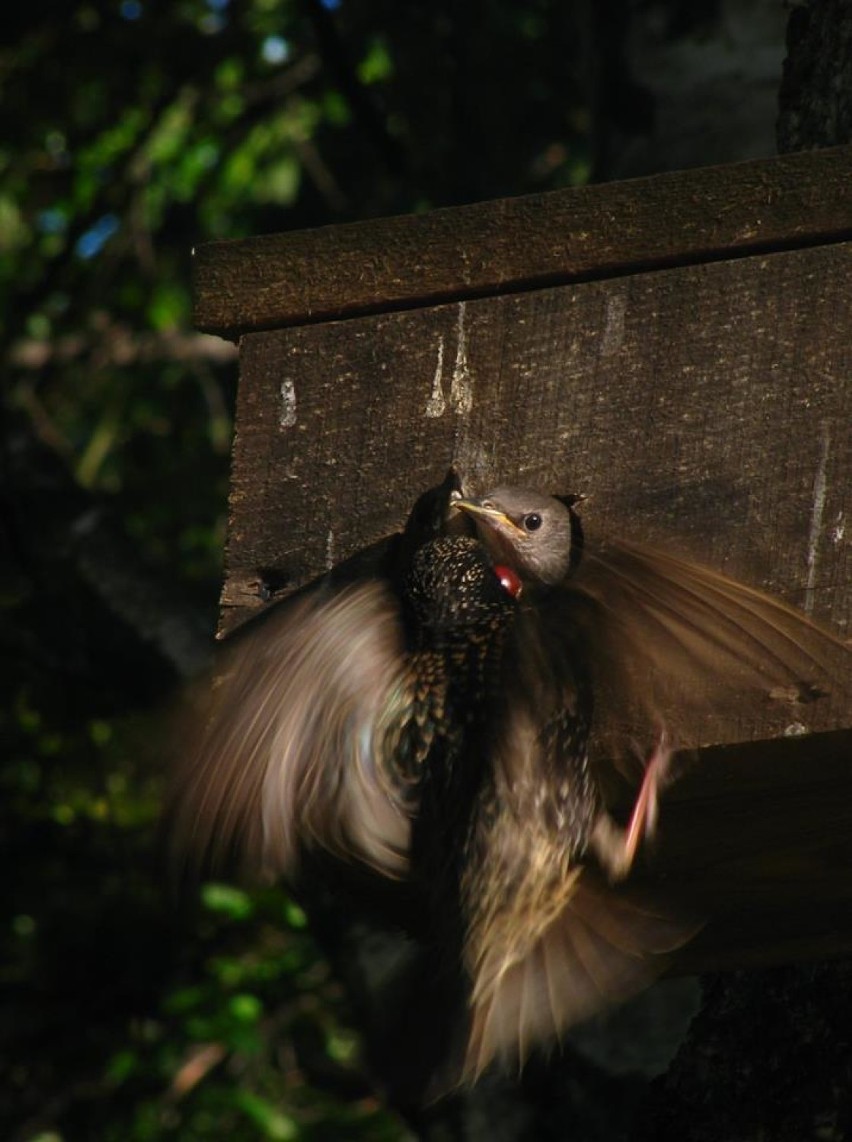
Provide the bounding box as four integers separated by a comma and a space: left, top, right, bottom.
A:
220, 239, 851, 680
193, 146, 852, 336
643, 729, 852, 974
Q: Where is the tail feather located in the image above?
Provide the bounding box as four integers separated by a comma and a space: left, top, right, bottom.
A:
464, 876, 693, 1082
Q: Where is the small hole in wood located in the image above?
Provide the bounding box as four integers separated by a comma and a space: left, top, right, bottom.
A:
256, 567, 292, 602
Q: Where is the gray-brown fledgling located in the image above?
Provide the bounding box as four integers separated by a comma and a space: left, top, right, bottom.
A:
452, 484, 851, 740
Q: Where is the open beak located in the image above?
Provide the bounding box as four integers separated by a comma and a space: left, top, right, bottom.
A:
452, 495, 525, 539
452, 497, 526, 598
452, 497, 525, 538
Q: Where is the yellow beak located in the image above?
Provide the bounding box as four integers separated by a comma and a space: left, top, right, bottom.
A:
452, 498, 526, 537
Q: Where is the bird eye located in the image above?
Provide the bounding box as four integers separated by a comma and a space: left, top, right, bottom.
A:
523, 513, 542, 531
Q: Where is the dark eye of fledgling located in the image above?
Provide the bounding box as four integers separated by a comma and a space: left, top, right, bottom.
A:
523, 513, 542, 532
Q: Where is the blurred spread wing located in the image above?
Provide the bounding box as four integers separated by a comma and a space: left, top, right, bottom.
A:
449, 534, 849, 1083
438, 607, 685, 1078
168, 581, 414, 882
463, 852, 689, 1081
558, 538, 851, 764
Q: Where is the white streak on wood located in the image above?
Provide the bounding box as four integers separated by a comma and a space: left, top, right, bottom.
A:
450, 302, 473, 414
279, 378, 297, 428
804, 423, 830, 614
600, 294, 627, 356
326, 528, 335, 570
784, 722, 809, 736
831, 512, 845, 545
425, 335, 446, 417
452, 439, 492, 489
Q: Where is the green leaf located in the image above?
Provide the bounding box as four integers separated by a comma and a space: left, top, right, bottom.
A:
234, 1091, 299, 1140
201, 882, 255, 921
358, 38, 393, 85
228, 992, 263, 1023
105, 1047, 139, 1084
283, 900, 307, 930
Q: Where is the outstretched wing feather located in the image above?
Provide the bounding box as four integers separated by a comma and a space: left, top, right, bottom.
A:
168, 581, 413, 881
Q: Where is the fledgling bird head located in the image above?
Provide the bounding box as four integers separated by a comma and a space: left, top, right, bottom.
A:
453, 486, 584, 586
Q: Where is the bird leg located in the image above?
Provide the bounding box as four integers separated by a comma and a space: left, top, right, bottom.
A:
589, 731, 672, 882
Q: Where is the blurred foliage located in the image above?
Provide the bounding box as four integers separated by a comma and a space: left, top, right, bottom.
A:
0, 0, 599, 1138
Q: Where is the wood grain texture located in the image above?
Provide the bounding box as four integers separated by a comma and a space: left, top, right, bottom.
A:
639, 730, 852, 973
221, 239, 851, 665
193, 146, 852, 336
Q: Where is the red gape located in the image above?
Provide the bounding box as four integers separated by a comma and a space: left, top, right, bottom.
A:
493, 563, 523, 600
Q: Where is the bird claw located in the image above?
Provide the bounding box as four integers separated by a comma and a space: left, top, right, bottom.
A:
623, 729, 670, 860
591, 730, 672, 881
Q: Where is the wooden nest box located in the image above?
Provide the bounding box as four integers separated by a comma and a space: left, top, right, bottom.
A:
194, 145, 852, 974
